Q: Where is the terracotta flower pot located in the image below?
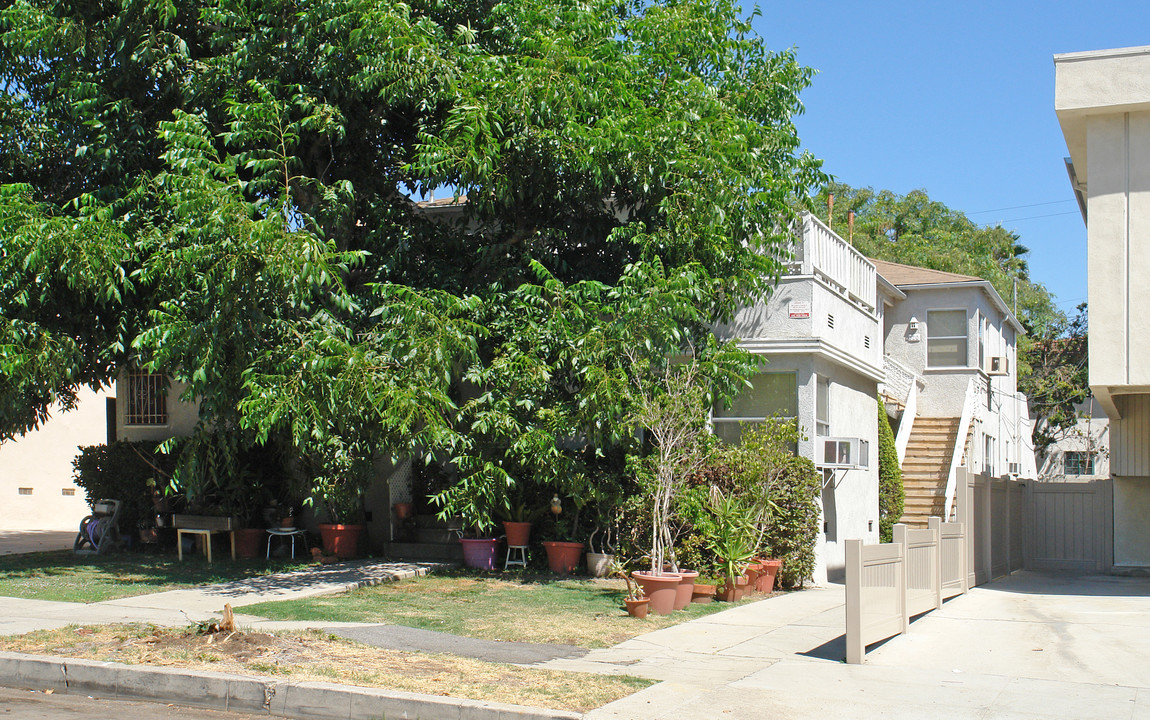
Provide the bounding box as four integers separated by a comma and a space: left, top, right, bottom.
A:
318, 523, 364, 559
393, 503, 414, 521
744, 562, 763, 593
632, 571, 681, 615
691, 583, 716, 603
624, 597, 650, 619
756, 558, 783, 593
717, 574, 749, 602
503, 521, 532, 547
542, 541, 584, 575
234, 528, 265, 558
460, 537, 500, 570
673, 570, 698, 611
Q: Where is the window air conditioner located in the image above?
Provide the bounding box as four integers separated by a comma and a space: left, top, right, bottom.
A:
988, 356, 1009, 376
819, 437, 870, 469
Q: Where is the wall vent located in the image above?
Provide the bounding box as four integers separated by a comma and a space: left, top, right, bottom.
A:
18, 488, 32, 495
61, 488, 76, 496
863, 335, 871, 349
827, 313, 835, 329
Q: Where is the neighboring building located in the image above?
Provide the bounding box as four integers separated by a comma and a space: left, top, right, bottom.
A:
1055, 44, 1150, 569
1036, 398, 1110, 481
715, 212, 885, 583
875, 260, 1036, 525
0, 386, 113, 530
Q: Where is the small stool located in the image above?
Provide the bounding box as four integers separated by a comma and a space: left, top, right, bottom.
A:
177, 528, 235, 563
505, 545, 528, 570
266, 528, 308, 559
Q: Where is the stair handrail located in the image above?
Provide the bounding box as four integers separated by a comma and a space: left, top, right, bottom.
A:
894, 380, 917, 464
943, 377, 977, 520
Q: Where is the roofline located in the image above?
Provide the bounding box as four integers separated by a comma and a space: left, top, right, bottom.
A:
1053, 45, 1150, 64
876, 273, 907, 303
895, 280, 1026, 335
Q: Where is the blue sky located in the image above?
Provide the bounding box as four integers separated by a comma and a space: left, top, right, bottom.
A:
753, 1, 1149, 313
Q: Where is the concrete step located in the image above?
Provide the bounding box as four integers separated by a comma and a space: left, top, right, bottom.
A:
385, 541, 464, 563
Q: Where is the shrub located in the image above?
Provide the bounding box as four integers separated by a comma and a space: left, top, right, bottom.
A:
73, 441, 177, 530
878, 398, 904, 543
759, 454, 821, 588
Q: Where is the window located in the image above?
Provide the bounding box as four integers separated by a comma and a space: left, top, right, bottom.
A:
816, 377, 830, 436
125, 372, 168, 425
18, 488, 32, 495
1065, 451, 1094, 476
712, 372, 797, 445
61, 488, 76, 496
927, 309, 968, 367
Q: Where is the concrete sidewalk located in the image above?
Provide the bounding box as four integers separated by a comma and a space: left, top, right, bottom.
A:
570, 571, 1150, 719
4, 554, 1150, 719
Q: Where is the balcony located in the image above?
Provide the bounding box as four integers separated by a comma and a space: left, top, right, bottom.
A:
784, 212, 877, 314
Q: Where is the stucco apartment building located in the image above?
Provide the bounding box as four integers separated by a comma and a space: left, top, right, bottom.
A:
1055, 44, 1150, 569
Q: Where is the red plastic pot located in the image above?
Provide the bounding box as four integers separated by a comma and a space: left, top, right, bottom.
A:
503, 521, 532, 547
633, 571, 681, 615
234, 528, 265, 559
673, 570, 698, 611
318, 523, 364, 559
542, 541, 584, 574
460, 537, 500, 570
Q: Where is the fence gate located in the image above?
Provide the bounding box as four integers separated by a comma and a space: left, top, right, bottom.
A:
1025, 479, 1113, 573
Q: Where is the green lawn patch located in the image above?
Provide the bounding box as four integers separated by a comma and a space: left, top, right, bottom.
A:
0, 550, 311, 603
241, 571, 750, 648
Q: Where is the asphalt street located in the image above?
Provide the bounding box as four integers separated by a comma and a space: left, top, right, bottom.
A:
0, 687, 269, 720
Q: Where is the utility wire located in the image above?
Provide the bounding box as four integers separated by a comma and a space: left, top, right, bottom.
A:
969, 199, 1075, 215
996, 210, 1081, 223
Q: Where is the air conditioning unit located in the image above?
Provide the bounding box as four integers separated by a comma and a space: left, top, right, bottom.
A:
988, 356, 1009, 376
819, 437, 870, 469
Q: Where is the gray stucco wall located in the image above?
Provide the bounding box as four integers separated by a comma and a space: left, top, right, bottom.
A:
117, 376, 201, 442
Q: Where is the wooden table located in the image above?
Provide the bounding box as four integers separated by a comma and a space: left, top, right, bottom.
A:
176, 527, 236, 563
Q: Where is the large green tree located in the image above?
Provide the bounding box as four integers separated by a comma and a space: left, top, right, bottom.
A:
1, 0, 823, 511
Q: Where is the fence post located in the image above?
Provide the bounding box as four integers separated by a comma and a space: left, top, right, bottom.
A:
898, 539, 909, 634
957, 466, 974, 591
928, 516, 943, 610
845, 538, 864, 664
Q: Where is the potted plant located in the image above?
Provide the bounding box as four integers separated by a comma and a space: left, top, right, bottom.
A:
707, 491, 758, 602
499, 500, 544, 549
542, 494, 585, 575
613, 561, 649, 619
432, 463, 502, 571
585, 503, 620, 578
315, 473, 367, 560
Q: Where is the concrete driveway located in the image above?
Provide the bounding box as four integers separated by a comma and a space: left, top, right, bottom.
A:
578, 571, 1150, 719
0, 530, 76, 556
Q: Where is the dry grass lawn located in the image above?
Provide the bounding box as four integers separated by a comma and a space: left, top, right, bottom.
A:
0, 624, 650, 712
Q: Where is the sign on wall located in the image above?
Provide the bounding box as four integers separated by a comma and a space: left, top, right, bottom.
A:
788, 300, 811, 319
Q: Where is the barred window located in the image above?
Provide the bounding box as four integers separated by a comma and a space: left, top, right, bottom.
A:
1064, 451, 1094, 476
125, 372, 168, 425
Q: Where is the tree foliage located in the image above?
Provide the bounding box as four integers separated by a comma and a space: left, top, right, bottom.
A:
1, 0, 823, 511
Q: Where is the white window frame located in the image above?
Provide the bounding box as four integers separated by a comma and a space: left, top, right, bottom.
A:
926, 308, 970, 368
816, 376, 830, 437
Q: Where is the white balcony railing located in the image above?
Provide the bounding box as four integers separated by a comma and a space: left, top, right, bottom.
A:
787, 212, 877, 313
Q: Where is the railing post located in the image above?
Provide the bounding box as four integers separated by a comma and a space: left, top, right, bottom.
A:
928, 517, 942, 610
845, 538, 864, 664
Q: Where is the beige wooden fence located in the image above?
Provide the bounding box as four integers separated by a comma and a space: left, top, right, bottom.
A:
845, 517, 964, 664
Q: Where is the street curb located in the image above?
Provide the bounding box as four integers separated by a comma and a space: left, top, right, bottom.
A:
0, 651, 583, 720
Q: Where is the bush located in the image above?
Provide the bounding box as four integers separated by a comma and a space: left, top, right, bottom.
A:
759, 455, 821, 588
878, 398, 904, 543
73, 441, 177, 530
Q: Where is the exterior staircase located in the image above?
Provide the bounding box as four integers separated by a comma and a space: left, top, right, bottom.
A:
898, 417, 965, 528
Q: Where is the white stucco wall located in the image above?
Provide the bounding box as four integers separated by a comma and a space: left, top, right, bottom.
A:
882, 285, 1017, 418
811, 358, 880, 584
0, 386, 111, 530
